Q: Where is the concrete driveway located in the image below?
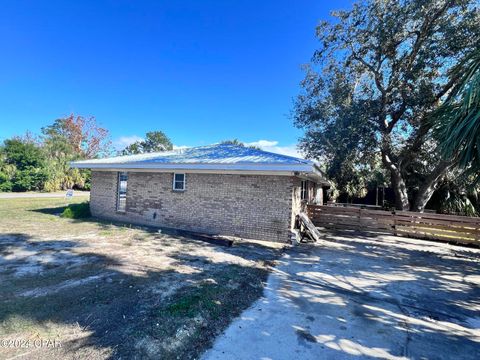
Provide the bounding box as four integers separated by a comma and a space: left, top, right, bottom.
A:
0, 191, 89, 198
202, 230, 480, 360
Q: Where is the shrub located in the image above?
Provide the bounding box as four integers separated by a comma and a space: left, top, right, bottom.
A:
0, 180, 12, 192
61, 202, 91, 219
440, 195, 478, 217
11, 167, 48, 192
0, 164, 15, 192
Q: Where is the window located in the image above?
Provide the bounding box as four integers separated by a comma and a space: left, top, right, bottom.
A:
301, 180, 308, 201
117, 172, 128, 212
173, 173, 186, 191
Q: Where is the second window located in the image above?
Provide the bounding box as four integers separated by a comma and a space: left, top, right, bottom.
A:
173, 173, 186, 191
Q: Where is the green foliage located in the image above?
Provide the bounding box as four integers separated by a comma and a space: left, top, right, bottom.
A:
325, 151, 388, 201
121, 131, 173, 155
440, 195, 477, 217
43, 168, 90, 192
0, 114, 109, 192
11, 167, 48, 192
41, 114, 111, 158
427, 172, 480, 216
60, 202, 91, 219
294, 0, 480, 211
220, 139, 260, 150
142, 131, 173, 152
121, 142, 142, 155
431, 49, 480, 180
165, 284, 221, 318
0, 140, 48, 192
3, 139, 45, 170
40, 115, 110, 191
0, 174, 13, 191
221, 139, 244, 146
0, 157, 16, 192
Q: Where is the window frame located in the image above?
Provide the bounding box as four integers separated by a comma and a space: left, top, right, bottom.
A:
116, 172, 128, 212
172, 173, 186, 191
300, 180, 308, 201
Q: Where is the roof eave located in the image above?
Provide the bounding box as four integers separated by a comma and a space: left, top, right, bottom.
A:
295, 164, 331, 186
70, 161, 315, 173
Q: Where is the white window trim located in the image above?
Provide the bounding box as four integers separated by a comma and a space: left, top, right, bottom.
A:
173, 173, 186, 191
117, 171, 128, 212
301, 180, 308, 201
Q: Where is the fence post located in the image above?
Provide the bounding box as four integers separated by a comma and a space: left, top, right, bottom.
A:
392, 210, 397, 236
358, 208, 362, 229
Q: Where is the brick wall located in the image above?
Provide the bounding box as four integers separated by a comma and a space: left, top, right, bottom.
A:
90, 171, 299, 242
291, 177, 302, 225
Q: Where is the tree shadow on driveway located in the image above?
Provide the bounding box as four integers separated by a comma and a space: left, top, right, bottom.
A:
203, 230, 480, 360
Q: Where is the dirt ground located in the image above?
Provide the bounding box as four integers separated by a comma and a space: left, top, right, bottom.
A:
0, 197, 283, 359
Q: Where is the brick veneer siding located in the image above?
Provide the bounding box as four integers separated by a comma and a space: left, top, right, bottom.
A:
291, 177, 302, 224
90, 171, 299, 242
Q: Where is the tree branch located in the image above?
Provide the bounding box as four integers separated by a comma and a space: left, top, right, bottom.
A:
403, 0, 454, 74
351, 52, 386, 98
386, 99, 407, 133
398, 118, 430, 168
411, 158, 455, 212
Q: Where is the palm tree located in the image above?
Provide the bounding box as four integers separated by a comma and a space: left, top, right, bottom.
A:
432, 49, 480, 179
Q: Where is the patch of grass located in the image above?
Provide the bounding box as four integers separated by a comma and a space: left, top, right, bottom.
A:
0, 196, 282, 360
61, 202, 91, 219
166, 285, 221, 318
141, 267, 271, 360
167, 294, 203, 316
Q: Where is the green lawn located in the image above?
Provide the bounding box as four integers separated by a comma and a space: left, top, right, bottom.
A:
0, 197, 282, 359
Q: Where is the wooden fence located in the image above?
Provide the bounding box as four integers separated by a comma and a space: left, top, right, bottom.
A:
306, 205, 480, 246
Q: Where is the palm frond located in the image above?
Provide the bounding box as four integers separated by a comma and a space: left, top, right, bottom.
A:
432, 49, 480, 179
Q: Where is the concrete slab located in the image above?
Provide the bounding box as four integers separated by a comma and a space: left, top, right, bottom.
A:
202, 230, 480, 360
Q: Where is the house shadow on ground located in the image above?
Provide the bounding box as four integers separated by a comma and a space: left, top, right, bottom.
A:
0, 227, 280, 360
11, 204, 480, 359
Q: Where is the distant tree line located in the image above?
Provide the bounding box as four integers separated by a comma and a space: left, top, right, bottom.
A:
0, 118, 176, 192
120, 131, 173, 155
0, 115, 111, 192
220, 139, 260, 149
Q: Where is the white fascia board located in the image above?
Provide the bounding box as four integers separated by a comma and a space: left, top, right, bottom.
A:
295, 165, 330, 185
92, 168, 299, 176
70, 162, 314, 172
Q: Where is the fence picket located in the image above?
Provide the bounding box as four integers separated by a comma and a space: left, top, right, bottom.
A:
306, 205, 480, 245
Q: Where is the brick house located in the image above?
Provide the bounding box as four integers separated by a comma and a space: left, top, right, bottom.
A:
71, 144, 328, 242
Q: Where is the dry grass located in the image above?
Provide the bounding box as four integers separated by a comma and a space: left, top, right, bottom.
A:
0, 197, 283, 359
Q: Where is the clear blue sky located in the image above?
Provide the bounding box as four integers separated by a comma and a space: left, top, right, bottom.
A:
0, 1, 351, 155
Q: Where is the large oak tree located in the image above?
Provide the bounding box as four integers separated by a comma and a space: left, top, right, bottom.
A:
294, 0, 480, 211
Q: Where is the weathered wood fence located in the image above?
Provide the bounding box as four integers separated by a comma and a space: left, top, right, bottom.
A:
307, 205, 480, 245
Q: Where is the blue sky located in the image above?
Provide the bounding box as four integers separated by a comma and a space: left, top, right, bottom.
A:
0, 1, 352, 156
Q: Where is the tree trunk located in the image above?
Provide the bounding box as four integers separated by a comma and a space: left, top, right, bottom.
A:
411, 160, 453, 212
382, 150, 410, 210
391, 171, 410, 210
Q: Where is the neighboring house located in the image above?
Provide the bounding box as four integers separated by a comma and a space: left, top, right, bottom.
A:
71, 143, 328, 242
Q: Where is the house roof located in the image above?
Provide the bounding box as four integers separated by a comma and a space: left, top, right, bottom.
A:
70, 144, 328, 183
